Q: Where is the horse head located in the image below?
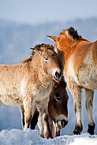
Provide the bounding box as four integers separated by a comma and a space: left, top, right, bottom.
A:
48, 77, 68, 130
31, 43, 62, 80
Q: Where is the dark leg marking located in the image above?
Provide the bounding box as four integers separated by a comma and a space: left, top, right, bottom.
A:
30, 110, 39, 129
73, 125, 83, 135
87, 123, 95, 135
56, 129, 60, 137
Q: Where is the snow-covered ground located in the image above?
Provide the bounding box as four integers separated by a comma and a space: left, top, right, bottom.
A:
0, 129, 97, 145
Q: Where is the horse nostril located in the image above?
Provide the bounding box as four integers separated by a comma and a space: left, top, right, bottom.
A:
55, 71, 61, 79
61, 120, 68, 127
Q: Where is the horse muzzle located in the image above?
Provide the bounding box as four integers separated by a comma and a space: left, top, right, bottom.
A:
53, 68, 62, 80
56, 120, 68, 129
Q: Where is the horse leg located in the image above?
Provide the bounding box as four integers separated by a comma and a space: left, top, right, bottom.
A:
56, 129, 60, 137
19, 105, 25, 128
69, 84, 83, 134
30, 110, 39, 130
38, 112, 53, 138
38, 112, 45, 138
0, 101, 2, 107
85, 89, 95, 135
48, 117, 55, 138
52, 122, 60, 137
43, 113, 53, 138
23, 98, 32, 130
55, 124, 60, 137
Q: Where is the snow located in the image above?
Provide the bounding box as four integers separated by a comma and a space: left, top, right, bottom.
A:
0, 129, 97, 145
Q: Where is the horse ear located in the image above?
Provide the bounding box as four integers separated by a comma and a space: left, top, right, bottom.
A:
30, 47, 34, 50
46, 35, 58, 42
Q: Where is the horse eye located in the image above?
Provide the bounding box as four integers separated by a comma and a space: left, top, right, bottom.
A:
45, 57, 48, 61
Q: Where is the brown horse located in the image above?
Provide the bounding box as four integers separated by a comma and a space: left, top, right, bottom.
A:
48, 77, 68, 137
47, 27, 97, 135
0, 43, 61, 131
27, 76, 68, 138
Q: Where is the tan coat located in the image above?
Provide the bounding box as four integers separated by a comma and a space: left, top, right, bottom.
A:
47, 27, 97, 135
0, 44, 61, 130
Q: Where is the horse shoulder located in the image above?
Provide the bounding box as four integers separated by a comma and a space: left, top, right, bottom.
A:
64, 41, 92, 84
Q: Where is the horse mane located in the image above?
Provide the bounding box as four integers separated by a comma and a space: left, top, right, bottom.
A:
33, 43, 54, 51
24, 43, 54, 63
23, 56, 33, 63
68, 27, 82, 40
60, 27, 82, 40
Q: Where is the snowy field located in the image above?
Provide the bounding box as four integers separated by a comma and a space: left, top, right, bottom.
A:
0, 129, 97, 145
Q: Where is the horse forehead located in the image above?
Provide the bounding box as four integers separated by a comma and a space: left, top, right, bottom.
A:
54, 85, 65, 93
42, 47, 55, 55
57, 90, 68, 101
51, 89, 68, 101
45, 51, 57, 60
47, 48, 55, 55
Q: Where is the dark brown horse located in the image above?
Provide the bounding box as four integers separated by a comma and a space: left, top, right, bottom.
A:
47, 27, 97, 135
48, 77, 68, 137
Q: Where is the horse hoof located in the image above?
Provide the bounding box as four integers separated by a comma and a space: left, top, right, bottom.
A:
87, 124, 95, 135
44, 132, 53, 139
73, 125, 83, 134
45, 135, 53, 139
40, 134, 44, 138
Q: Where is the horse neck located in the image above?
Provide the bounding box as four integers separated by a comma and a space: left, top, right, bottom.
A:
59, 38, 78, 62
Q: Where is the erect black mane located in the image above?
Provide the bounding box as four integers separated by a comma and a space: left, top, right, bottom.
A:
33, 43, 54, 51
68, 27, 82, 40
23, 56, 33, 63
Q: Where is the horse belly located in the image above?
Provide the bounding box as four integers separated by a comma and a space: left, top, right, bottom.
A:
0, 84, 22, 105
0, 94, 22, 106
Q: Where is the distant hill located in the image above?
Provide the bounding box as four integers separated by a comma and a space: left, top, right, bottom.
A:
0, 17, 97, 64
0, 18, 97, 135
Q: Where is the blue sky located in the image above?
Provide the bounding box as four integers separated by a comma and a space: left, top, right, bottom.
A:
0, 0, 97, 25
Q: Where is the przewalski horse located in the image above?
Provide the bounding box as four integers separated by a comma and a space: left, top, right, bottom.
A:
48, 77, 68, 137
47, 27, 97, 135
0, 43, 61, 131
27, 76, 68, 138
